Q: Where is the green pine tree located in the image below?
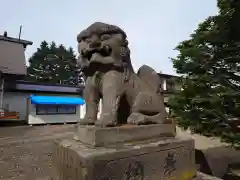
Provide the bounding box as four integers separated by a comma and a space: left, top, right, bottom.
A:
27, 41, 53, 82
168, 0, 240, 148
27, 41, 84, 85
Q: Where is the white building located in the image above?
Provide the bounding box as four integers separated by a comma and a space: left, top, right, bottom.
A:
3, 81, 89, 124
2, 73, 177, 125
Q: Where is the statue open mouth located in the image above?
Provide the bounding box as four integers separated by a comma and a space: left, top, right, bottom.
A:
79, 45, 118, 74
82, 45, 112, 61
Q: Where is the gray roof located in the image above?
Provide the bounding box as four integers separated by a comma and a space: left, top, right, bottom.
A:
5, 80, 84, 95
158, 73, 179, 79
0, 35, 33, 46
0, 35, 32, 75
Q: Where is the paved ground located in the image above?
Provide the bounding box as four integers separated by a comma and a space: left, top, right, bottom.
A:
177, 127, 240, 178
0, 124, 238, 180
0, 124, 76, 180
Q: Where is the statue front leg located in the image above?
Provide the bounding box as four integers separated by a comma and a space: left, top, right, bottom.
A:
95, 71, 124, 127
80, 77, 100, 125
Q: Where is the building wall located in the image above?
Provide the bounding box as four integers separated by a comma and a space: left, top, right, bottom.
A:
27, 101, 81, 125
160, 76, 181, 108
160, 77, 181, 92
0, 41, 27, 75
3, 92, 85, 124
3, 92, 28, 121
3, 89, 166, 123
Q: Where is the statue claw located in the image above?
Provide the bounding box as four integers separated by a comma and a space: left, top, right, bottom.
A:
79, 117, 95, 125
127, 113, 156, 125
95, 113, 116, 127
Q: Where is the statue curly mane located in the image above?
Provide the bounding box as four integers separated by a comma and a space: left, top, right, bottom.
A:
77, 22, 127, 42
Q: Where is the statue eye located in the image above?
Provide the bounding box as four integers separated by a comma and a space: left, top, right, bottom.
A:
81, 36, 87, 42
100, 34, 111, 40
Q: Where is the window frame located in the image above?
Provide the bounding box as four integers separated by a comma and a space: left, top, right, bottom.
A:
36, 104, 77, 115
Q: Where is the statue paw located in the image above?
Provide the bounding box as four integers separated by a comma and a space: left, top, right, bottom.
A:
127, 113, 145, 125
127, 113, 156, 125
79, 117, 95, 125
95, 113, 116, 127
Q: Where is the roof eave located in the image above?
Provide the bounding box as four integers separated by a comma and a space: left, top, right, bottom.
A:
0, 36, 33, 46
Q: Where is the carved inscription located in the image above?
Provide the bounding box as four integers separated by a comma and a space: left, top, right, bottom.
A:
144, 96, 153, 105
122, 161, 144, 180
163, 152, 177, 176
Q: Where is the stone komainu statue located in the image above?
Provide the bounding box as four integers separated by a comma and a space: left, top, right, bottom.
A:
77, 22, 168, 127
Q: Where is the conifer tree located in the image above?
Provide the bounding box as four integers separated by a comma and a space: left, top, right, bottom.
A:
168, 0, 240, 148
27, 41, 84, 85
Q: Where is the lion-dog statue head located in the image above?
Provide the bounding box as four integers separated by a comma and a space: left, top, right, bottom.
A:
77, 22, 134, 77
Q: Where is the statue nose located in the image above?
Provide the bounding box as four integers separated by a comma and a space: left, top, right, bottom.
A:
89, 41, 101, 48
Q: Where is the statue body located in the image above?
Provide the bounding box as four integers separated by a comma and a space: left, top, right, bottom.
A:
50, 22, 199, 180
77, 22, 168, 127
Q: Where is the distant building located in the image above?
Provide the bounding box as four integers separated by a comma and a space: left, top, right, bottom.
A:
0, 33, 85, 124
158, 73, 180, 105
3, 80, 85, 124
0, 32, 33, 115
158, 73, 180, 92
0, 32, 33, 78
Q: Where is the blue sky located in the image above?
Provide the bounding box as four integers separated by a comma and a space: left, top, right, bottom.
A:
1, 0, 218, 75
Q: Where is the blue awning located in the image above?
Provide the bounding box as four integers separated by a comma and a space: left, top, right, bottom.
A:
29, 95, 85, 105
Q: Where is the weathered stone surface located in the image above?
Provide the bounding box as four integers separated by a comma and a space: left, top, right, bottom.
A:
52, 136, 197, 180
39, 172, 223, 180
74, 124, 176, 147
77, 22, 170, 127
0, 124, 75, 180
194, 172, 223, 180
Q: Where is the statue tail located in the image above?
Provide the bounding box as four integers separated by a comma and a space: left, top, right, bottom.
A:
137, 65, 161, 93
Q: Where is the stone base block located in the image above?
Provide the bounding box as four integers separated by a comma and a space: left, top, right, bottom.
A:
37, 172, 223, 180
52, 136, 197, 180
74, 124, 176, 147
194, 172, 223, 180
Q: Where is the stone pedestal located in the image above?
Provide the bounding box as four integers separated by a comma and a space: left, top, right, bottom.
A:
51, 124, 200, 180
74, 124, 176, 147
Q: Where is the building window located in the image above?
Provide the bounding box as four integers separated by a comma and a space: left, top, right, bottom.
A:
166, 79, 175, 92
36, 105, 76, 115
58, 105, 76, 114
